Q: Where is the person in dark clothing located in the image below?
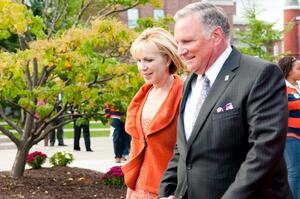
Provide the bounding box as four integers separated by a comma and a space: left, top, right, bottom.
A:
105, 106, 130, 163
50, 94, 66, 146
72, 108, 93, 152
111, 117, 126, 163
49, 116, 65, 146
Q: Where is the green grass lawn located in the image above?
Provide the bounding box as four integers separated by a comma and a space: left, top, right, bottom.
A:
63, 130, 110, 138
0, 131, 110, 140
0, 130, 110, 138
0, 121, 110, 138
63, 121, 109, 129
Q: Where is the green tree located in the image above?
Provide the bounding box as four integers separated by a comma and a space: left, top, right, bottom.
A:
0, 0, 144, 178
0, 0, 45, 51
0, 0, 162, 52
26, 0, 161, 38
234, 7, 285, 61
135, 15, 174, 32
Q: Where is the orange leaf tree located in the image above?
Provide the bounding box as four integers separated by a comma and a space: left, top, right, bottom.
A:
0, 0, 144, 178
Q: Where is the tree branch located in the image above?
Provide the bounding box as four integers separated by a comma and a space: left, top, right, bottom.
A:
37, 66, 48, 86
23, 112, 35, 140
0, 125, 19, 145
33, 104, 72, 143
0, 104, 23, 135
38, 65, 55, 86
98, 2, 140, 19
33, 58, 38, 87
33, 117, 75, 145
25, 60, 33, 90
18, 34, 28, 51
96, 4, 112, 18
35, 98, 67, 127
74, 0, 93, 27
42, 0, 51, 29
41, 104, 68, 127
47, 0, 69, 39
4, 100, 37, 123
0, 46, 9, 52
87, 73, 98, 87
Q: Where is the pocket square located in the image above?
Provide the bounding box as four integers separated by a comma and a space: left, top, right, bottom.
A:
225, 102, 234, 110
217, 107, 224, 113
216, 102, 235, 112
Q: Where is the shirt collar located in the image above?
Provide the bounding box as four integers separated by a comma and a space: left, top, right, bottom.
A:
286, 80, 300, 92
200, 45, 232, 86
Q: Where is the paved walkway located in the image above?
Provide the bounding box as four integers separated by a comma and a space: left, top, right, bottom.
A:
0, 136, 126, 173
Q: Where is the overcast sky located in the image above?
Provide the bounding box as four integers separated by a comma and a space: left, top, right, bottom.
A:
235, 0, 285, 30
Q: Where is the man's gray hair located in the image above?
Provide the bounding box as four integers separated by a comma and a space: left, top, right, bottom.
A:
174, 2, 230, 39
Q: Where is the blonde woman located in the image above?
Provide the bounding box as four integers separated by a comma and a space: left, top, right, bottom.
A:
122, 27, 185, 199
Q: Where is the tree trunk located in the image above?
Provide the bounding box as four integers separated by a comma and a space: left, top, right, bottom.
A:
10, 144, 30, 178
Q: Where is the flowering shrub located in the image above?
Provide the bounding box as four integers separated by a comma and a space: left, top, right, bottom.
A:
26, 151, 47, 169
49, 150, 74, 166
101, 166, 125, 186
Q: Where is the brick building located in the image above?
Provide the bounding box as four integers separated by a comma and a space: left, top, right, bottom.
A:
120, 0, 236, 29
284, 0, 300, 58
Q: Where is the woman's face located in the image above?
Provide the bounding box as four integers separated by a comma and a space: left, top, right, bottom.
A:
134, 44, 171, 87
288, 60, 300, 82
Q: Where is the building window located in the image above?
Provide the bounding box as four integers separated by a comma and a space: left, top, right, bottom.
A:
153, 9, 164, 21
273, 44, 279, 56
127, 9, 139, 28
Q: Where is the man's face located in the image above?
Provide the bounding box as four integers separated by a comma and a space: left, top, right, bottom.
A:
174, 14, 214, 75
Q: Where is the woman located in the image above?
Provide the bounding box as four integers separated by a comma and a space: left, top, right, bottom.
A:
278, 56, 300, 199
122, 27, 185, 199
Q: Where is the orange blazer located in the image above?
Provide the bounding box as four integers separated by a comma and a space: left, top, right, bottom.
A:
122, 75, 183, 194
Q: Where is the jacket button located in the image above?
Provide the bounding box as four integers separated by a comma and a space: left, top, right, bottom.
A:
187, 164, 192, 170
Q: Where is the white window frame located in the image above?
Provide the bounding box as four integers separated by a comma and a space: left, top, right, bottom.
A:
127, 9, 139, 28
153, 9, 165, 21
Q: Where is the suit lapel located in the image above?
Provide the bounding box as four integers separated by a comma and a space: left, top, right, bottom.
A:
187, 47, 241, 147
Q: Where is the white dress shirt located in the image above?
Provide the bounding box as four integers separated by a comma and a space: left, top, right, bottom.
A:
184, 45, 232, 140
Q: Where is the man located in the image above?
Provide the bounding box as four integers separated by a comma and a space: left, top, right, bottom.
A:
72, 107, 93, 152
49, 93, 66, 146
49, 116, 65, 146
159, 2, 292, 199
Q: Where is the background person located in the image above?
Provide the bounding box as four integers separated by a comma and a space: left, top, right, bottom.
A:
49, 103, 65, 146
159, 2, 292, 199
122, 27, 185, 199
49, 122, 65, 146
105, 106, 129, 163
49, 84, 66, 146
72, 108, 93, 152
278, 56, 300, 199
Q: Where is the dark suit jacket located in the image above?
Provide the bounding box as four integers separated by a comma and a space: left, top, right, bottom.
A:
159, 48, 293, 199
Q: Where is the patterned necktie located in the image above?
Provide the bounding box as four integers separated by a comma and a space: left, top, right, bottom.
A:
191, 75, 210, 129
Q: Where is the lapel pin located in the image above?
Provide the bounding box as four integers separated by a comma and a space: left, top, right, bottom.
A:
224, 75, 229, 81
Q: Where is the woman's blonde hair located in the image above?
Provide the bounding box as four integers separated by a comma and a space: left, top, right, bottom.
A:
130, 27, 185, 74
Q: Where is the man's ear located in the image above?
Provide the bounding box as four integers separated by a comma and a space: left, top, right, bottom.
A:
211, 26, 224, 45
